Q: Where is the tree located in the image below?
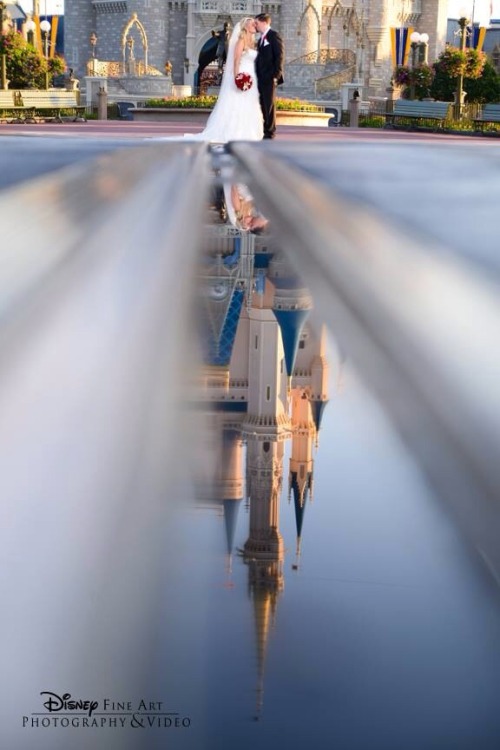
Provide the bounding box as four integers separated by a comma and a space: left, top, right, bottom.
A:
429, 46, 497, 103
460, 60, 500, 103
0, 29, 65, 89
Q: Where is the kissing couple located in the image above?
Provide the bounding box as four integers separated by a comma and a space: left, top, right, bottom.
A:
193, 14, 284, 143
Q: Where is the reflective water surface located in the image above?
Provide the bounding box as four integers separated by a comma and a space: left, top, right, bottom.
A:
159, 176, 500, 750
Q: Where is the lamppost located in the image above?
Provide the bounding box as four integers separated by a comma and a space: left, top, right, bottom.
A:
25, 17, 36, 46
90, 32, 97, 58
454, 13, 469, 119
409, 31, 429, 99
0, 0, 7, 90
40, 18, 51, 90
89, 32, 97, 75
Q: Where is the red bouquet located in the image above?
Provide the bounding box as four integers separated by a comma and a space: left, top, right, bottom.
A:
234, 72, 253, 91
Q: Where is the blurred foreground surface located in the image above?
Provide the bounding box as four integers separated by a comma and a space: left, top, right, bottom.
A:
0, 134, 499, 750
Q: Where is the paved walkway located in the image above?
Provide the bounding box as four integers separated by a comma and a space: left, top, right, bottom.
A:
0, 119, 498, 144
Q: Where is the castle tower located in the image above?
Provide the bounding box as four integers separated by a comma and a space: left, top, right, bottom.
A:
242, 277, 291, 440
215, 428, 244, 555
244, 432, 285, 720
310, 325, 330, 435
298, 0, 324, 59
268, 252, 312, 381
289, 389, 315, 565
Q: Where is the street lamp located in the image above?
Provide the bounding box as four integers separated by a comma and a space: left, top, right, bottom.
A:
410, 31, 429, 68
454, 12, 469, 119
25, 17, 36, 46
409, 31, 429, 99
0, 0, 7, 90
90, 32, 97, 58
40, 18, 51, 90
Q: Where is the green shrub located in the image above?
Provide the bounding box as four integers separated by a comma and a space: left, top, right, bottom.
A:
359, 115, 385, 128
0, 30, 65, 89
145, 96, 217, 108
144, 95, 323, 112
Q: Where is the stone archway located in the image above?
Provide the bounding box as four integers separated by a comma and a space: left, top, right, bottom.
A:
121, 13, 149, 71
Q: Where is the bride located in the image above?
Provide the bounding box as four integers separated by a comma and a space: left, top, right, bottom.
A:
191, 18, 263, 143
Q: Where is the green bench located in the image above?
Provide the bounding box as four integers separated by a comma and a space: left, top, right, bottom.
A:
473, 103, 500, 131
385, 100, 450, 130
18, 90, 87, 123
0, 91, 25, 122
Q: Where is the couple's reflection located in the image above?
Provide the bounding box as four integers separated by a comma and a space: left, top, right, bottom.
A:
197, 189, 329, 720
224, 182, 269, 234
209, 178, 269, 234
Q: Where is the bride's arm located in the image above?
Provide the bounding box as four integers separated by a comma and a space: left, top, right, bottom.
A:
233, 39, 244, 77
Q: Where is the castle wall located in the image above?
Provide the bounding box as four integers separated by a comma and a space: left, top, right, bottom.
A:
64, 0, 449, 100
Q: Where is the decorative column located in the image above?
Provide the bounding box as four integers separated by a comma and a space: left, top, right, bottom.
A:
185, 0, 195, 85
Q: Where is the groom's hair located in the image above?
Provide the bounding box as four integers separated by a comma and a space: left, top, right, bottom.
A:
255, 12, 271, 23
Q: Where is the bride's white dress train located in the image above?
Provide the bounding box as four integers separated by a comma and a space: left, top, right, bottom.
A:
195, 48, 263, 143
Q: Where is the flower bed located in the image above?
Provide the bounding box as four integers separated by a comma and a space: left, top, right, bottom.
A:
143, 95, 325, 112
134, 95, 331, 126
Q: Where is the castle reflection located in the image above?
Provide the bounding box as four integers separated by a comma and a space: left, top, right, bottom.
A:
196, 182, 329, 720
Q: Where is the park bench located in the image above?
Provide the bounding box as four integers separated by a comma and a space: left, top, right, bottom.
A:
116, 101, 135, 120
385, 100, 450, 130
473, 103, 500, 131
18, 90, 87, 123
0, 91, 25, 122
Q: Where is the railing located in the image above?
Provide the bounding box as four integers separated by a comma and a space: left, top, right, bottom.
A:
86, 59, 164, 77
2, 140, 500, 749
287, 48, 356, 66
197, 0, 251, 11
228, 141, 500, 583
315, 65, 357, 96
0, 143, 210, 748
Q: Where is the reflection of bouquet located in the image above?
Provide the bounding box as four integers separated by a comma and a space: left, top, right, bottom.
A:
235, 72, 253, 91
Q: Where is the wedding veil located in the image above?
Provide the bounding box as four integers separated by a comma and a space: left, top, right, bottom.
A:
219, 20, 242, 96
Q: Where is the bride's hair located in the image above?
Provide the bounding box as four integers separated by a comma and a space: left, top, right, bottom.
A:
238, 17, 255, 48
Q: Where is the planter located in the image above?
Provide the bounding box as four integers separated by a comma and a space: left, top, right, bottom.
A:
132, 107, 332, 127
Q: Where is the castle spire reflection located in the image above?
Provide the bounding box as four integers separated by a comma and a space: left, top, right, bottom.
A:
198, 187, 330, 719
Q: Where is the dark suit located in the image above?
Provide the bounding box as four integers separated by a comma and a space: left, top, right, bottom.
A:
255, 28, 284, 139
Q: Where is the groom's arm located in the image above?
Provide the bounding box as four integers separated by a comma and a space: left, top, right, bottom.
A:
271, 32, 284, 83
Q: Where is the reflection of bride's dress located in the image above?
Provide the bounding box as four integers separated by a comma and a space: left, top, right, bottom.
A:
190, 49, 263, 143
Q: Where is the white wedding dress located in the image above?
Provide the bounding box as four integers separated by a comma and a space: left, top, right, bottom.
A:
197, 48, 263, 143
153, 23, 263, 144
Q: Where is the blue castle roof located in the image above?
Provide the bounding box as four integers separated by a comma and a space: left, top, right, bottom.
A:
223, 499, 242, 555
290, 472, 312, 539
310, 399, 329, 432
273, 308, 310, 376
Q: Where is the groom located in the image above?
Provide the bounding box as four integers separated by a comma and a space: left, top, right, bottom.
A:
254, 13, 284, 140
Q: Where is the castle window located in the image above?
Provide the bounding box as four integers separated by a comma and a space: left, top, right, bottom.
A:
266, 386, 271, 401
200, 0, 218, 10
492, 45, 500, 72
